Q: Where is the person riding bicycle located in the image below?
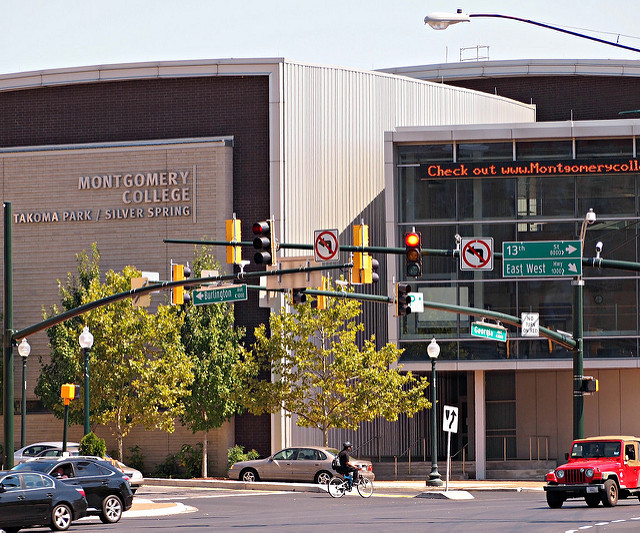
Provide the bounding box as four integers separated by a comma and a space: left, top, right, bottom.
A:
336, 441, 359, 488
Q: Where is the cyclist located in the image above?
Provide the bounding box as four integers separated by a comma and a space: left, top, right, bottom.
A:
336, 441, 359, 488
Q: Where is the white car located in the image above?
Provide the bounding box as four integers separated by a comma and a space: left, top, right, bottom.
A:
13, 441, 80, 465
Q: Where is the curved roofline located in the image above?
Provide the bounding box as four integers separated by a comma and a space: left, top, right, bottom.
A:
379, 58, 640, 82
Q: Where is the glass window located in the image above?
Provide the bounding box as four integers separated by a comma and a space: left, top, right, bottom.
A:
398, 166, 456, 222
458, 177, 516, 219
577, 174, 636, 217
398, 144, 453, 164
516, 140, 573, 161
457, 142, 513, 162
517, 176, 575, 222
273, 449, 296, 461
75, 461, 102, 477
576, 138, 633, 158
1, 474, 21, 490
23, 473, 47, 489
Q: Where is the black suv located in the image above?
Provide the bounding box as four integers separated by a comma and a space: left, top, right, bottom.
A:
13, 457, 133, 524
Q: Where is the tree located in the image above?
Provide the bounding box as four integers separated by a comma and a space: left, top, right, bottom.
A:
235, 282, 431, 446
179, 246, 245, 477
36, 245, 194, 459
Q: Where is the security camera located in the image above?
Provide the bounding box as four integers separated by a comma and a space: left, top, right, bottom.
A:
595, 241, 603, 254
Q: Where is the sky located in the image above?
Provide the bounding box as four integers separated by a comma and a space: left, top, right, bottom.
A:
2, 1, 640, 76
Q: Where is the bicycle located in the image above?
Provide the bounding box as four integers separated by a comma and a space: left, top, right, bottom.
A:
327, 472, 374, 498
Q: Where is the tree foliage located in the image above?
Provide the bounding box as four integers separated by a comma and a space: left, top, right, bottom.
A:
179, 246, 245, 476
235, 282, 431, 445
35, 244, 193, 459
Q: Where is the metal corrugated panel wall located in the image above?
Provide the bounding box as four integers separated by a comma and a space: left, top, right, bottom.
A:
279, 61, 534, 454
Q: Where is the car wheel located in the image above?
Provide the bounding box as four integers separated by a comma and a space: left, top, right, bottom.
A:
241, 468, 260, 482
50, 502, 73, 531
3, 527, 21, 533
602, 479, 619, 507
546, 491, 564, 509
585, 493, 600, 507
100, 494, 124, 523
315, 470, 332, 485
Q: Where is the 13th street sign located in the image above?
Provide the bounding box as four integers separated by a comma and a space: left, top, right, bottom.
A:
193, 284, 248, 306
502, 240, 582, 278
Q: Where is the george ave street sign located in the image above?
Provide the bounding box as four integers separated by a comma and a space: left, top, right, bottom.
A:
471, 321, 507, 342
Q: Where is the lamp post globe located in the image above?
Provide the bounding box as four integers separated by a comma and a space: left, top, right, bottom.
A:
18, 338, 30, 448
79, 326, 94, 435
427, 338, 443, 486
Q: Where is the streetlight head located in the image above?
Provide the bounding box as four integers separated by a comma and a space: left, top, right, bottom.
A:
79, 326, 94, 349
18, 338, 31, 358
585, 208, 596, 225
424, 11, 470, 30
427, 338, 441, 359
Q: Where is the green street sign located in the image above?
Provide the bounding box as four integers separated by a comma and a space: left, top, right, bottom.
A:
471, 321, 508, 342
502, 240, 582, 278
193, 284, 248, 305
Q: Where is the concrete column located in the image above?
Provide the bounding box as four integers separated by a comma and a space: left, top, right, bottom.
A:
474, 370, 486, 480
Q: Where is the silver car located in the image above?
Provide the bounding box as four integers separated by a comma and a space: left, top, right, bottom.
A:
228, 446, 374, 484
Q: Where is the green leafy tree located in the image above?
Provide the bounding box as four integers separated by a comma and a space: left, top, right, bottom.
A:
180, 247, 245, 477
235, 282, 431, 446
36, 244, 193, 459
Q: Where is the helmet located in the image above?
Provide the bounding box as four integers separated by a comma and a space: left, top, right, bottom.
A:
343, 441, 352, 449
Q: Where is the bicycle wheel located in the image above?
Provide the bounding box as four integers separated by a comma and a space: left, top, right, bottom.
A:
357, 477, 374, 498
328, 477, 346, 498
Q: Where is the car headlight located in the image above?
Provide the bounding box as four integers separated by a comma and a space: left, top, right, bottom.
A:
585, 468, 594, 478
556, 469, 565, 479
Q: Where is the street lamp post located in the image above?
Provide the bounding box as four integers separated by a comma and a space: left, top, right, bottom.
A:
573, 208, 596, 440
427, 338, 443, 487
18, 338, 31, 448
424, 10, 640, 54
79, 326, 94, 435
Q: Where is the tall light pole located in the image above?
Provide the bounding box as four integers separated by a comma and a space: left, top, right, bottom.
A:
424, 10, 640, 54
573, 208, 596, 439
18, 338, 31, 448
427, 338, 443, 487
79, 326, 94, 435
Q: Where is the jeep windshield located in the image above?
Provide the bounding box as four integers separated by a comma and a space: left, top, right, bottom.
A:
570, 441, 621, 459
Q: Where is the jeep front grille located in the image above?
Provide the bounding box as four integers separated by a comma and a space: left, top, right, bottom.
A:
563, 468, 586, 484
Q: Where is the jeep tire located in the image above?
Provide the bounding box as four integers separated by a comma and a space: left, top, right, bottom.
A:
602, 479, 619, 507
585, 493, 601, 507
546, 491, 564, 509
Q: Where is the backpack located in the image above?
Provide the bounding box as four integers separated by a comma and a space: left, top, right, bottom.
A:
331, 457, 339, 471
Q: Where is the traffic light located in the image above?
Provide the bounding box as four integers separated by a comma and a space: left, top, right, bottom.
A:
397, 282, 412, 317
581, 376, 599, 394
292, 289, 306, 304
226, 217, 242, 264
404, 231, 423, 278
353, 224, 373, 284
171, 262, 192, 305
316, 276, 329, 310
371, 258, 380, 284
252, 219, 276, 265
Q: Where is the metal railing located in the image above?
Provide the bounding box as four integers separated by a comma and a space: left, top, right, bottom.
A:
529, 435, 550, 461
487, 434, 517, 461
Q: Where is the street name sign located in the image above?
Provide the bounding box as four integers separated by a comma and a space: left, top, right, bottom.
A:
193, 284, 248, 306
471, 321, 507, 342
502, 240, 582, 278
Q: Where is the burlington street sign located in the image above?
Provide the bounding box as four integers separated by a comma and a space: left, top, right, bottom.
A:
502, 240, 582, 278
193, 284, 248, 305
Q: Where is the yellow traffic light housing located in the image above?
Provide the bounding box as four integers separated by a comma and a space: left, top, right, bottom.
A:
226, 217, 242, 264
60, 383, 78, 406
353, 224, 373, 284
171, 262, 192, 305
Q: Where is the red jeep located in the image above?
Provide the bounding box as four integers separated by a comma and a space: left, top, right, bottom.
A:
545, 435, 640, 508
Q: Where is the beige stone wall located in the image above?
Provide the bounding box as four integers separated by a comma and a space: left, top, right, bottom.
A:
3, 413, 235, 476
1, 138, 236, 475
516, 368, 640, 462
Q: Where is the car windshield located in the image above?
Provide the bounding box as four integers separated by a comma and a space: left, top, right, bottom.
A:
571, 441, 621, 459
12, 461, 56, 473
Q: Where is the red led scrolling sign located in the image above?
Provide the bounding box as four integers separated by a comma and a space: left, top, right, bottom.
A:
420, 158, 640, 179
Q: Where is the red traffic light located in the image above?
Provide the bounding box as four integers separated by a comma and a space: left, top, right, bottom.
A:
252, 221, 270, 236
405, 232, 420, 247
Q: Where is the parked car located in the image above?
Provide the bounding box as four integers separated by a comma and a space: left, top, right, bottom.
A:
13, 456, 133, 523
33, 448, 145, 493
13, 441, 80, 465
228, 446, 374, 484
544, 435, 640, 508
0, 470, 87, 532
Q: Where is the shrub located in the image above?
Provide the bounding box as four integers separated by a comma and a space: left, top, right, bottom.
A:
126, 445, 145, 473
79, 432, 106, 458
227, 444, 260, 469
152, 453, 183, 478
177, 443, 203, 478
